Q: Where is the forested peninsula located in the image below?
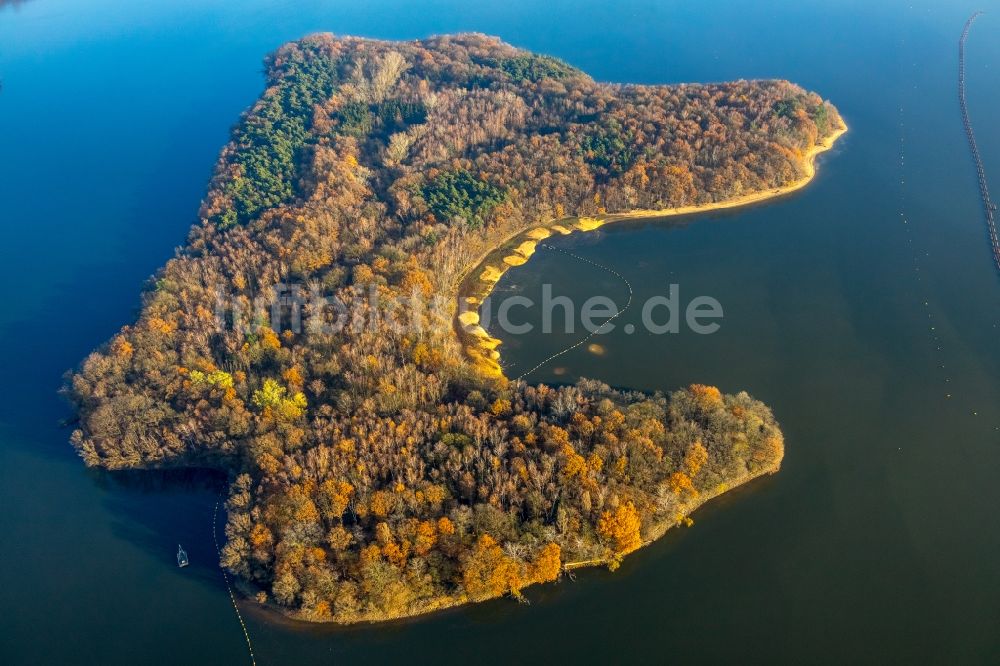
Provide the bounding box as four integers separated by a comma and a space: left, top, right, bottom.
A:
68, 34, 844, 624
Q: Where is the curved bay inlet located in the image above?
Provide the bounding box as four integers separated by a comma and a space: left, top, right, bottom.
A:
2, 0, 1000, 664
457, 124, 846, 376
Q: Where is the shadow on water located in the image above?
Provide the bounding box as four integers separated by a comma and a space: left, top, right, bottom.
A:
95, 467, 228, 584
0, 259, 143, 460
0, 176, 203, 461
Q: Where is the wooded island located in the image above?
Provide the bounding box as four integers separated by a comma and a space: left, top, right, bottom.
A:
68, 34, 843, 623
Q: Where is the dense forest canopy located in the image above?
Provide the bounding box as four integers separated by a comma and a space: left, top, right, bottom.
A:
68, 34, 840, 623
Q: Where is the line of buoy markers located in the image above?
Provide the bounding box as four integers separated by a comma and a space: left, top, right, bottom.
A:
213, 496, 257, 666
514, 243, 633, 381
958, 11, 999, 269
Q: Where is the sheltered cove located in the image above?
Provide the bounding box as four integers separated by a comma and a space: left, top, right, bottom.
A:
452, 121, 845, 572
457, 121, 848, 379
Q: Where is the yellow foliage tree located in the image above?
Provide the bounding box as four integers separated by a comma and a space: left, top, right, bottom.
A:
259, 326, 281, 351
437, 516, 455, 536
252, 378, 307, 420
250, 523, 274, 552
690, 384, 723, 409
413, 520, 437, 556
147, 317, 176, 335
369, 490, 393, 518
462, 535, 524, 601
111, 337, 133, 360
597, 501, 642, 555
668, 471, 696, 497
531, 542, 562, 583
282, 365, 304, 389
683, 441, 708, 477
401, 267, 434, 298
490, 399, 512, 416
318, 479, 354, 521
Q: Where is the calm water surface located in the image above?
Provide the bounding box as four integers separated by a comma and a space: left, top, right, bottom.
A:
1, 0, 999, 662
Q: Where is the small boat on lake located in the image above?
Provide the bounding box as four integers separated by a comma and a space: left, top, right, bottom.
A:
176, 545, 189, 568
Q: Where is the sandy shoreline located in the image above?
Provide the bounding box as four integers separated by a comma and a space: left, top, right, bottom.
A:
455, 121, 848, 378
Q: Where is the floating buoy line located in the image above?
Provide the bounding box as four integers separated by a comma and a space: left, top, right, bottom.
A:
958, 11, 999, 269
956, 11, 998, 426
213, 495, 257, 666
897, 32, 954, 406
513, 243, 633, 381
897, 17, 995, 424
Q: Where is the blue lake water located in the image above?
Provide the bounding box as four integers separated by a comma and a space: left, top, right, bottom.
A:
2, 0, 999, 662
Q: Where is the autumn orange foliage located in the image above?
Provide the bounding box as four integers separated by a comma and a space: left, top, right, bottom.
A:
67, 32, 805, 624
463, 535, 524, 600
597, 501, 643, 555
